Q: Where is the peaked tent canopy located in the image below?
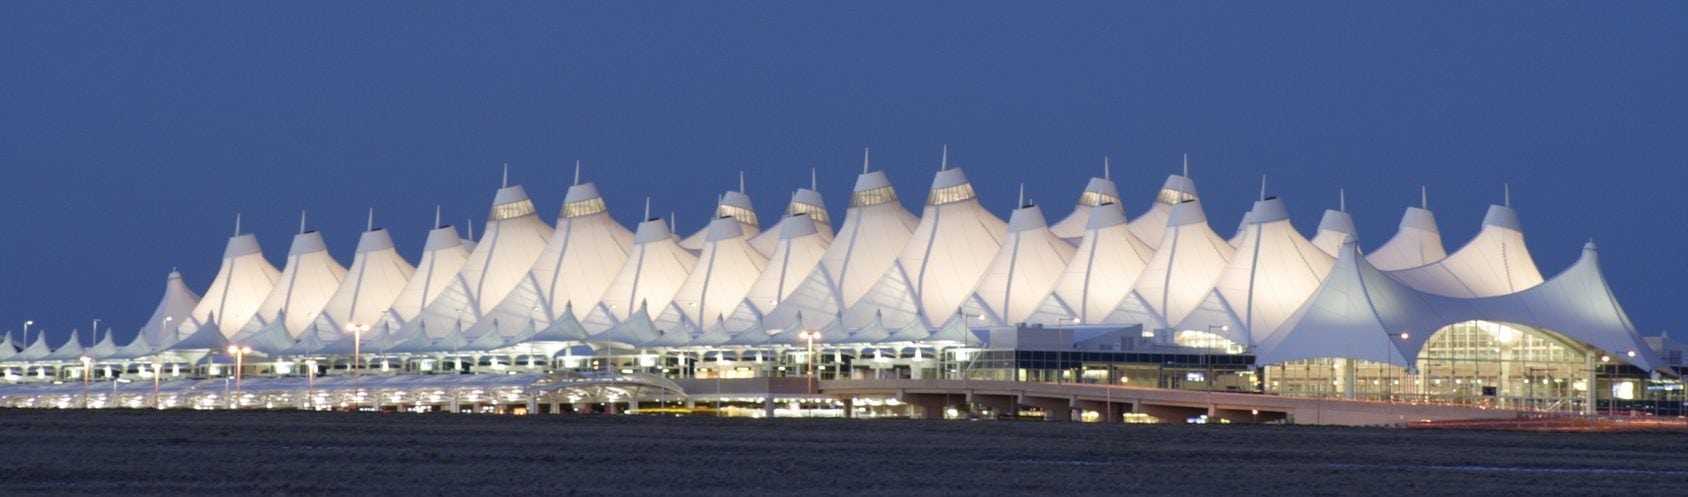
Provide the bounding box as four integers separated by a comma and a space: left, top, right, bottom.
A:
1256, 237, 1462, 367
178, 231, 281, 341
139, 270, 202, 347
469, 181, 634, 339
1468, 241, 1666, 372
1128, 174, 1197, 249
723, 213, 830, 331
401, 182, 555, 339
1367, 206, 1446, 271
959, 204, 1076, 326
655, 216, 769, 332
1178, 197, 1336, 347
1310, 209, 1359, 258
1105, 199, 1234, 331
384, 224, 473, 326
749, 187, 832, 255
681, 190, 762, 253
1387, 204, 1543, 298
233, 229, 348, 340
1028, 202, 1154, 325
763, 170, 919, 332
848, 167, 1007, 329
1050, 176, 1121, 240
581, 215, 699, 333
310, 227, 415, 342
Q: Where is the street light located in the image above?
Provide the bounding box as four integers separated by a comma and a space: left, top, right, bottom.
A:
1206, 325, 1230, 392
1385, 332, 1410, 402
151, 362, 162, 409
346, 322, 370, 410
798, 329, 821, 395
304, 359, 318, 410
80, 356, 93, 408
22, 320, 32, 343
226, 345, 251, 406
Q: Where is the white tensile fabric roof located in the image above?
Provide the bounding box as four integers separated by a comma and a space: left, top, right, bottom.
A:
310, 227, 415, 341
384, 224, 472, 326
582, 216, 699, 333
724, 213, 831, 331
1309, 208, 1358, 257
763, 170, 919, 332
1386, 204, 1543, 298
139, 270, 201, 347
1050, 176, 1121, 241
681, 190, 763, 254
847, 167, 1006, 329
655, 216, 769, 332
1367, 206, 1446, 271
1028, 201, 1154, 325
959, 204, 1075, 326
1467, 241, 1665, 371
179, 232, 280, 341
402, 184, 555, 339
5, 165, 1670, 376
1226, 211, 1252, 248
233, 229, 347, 340
1257, 238, 1664, 371
749, 188, 833, 253
1178, 197, 1335, 347
1128, 175, 1197, 249
1106, 199, 1234, 331
468, 181, 634, 339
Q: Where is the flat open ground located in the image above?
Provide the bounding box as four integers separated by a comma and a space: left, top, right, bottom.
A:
2, 410, 1685, 496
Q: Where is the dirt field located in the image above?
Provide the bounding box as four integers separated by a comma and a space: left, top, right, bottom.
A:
1, 410, 1685, 496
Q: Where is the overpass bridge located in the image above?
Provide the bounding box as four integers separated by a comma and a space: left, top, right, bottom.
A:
815, 379, 1521, 426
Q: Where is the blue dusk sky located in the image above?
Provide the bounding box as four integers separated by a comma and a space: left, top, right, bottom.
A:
1, 1, 1684, 345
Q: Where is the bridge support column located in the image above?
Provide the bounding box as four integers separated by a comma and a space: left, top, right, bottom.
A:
764, 396, 776, 418
841, 397, 854, 419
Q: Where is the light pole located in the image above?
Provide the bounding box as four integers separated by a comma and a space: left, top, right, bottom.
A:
80, 356, 93, 408
226, 345, 251, 407
799, 329, 821, 395
22, 320, 32, 344
346, 322, 369, 410
161, 316, 173, 345
151, 362, 162, 409
1206, 325, 1229, 392
305, 359, 318, 410
1385, 332, 1410, 402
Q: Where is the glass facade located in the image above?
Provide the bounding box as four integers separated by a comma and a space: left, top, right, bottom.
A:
1262, 320, 1684, 415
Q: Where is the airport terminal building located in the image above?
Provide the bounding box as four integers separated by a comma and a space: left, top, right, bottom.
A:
2, 159, 1682, 421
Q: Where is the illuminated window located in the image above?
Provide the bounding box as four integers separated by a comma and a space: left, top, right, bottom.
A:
559, 197, 607, 218
716, 203, 759, 226
1175, 330, 1246, 354
850, 185, 898, 207
1078, 191, 1121, 207
925, 183, 977, 206
1154, 187, 1197, 205
488, 199, 537, 221
785, 200, 830, 224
